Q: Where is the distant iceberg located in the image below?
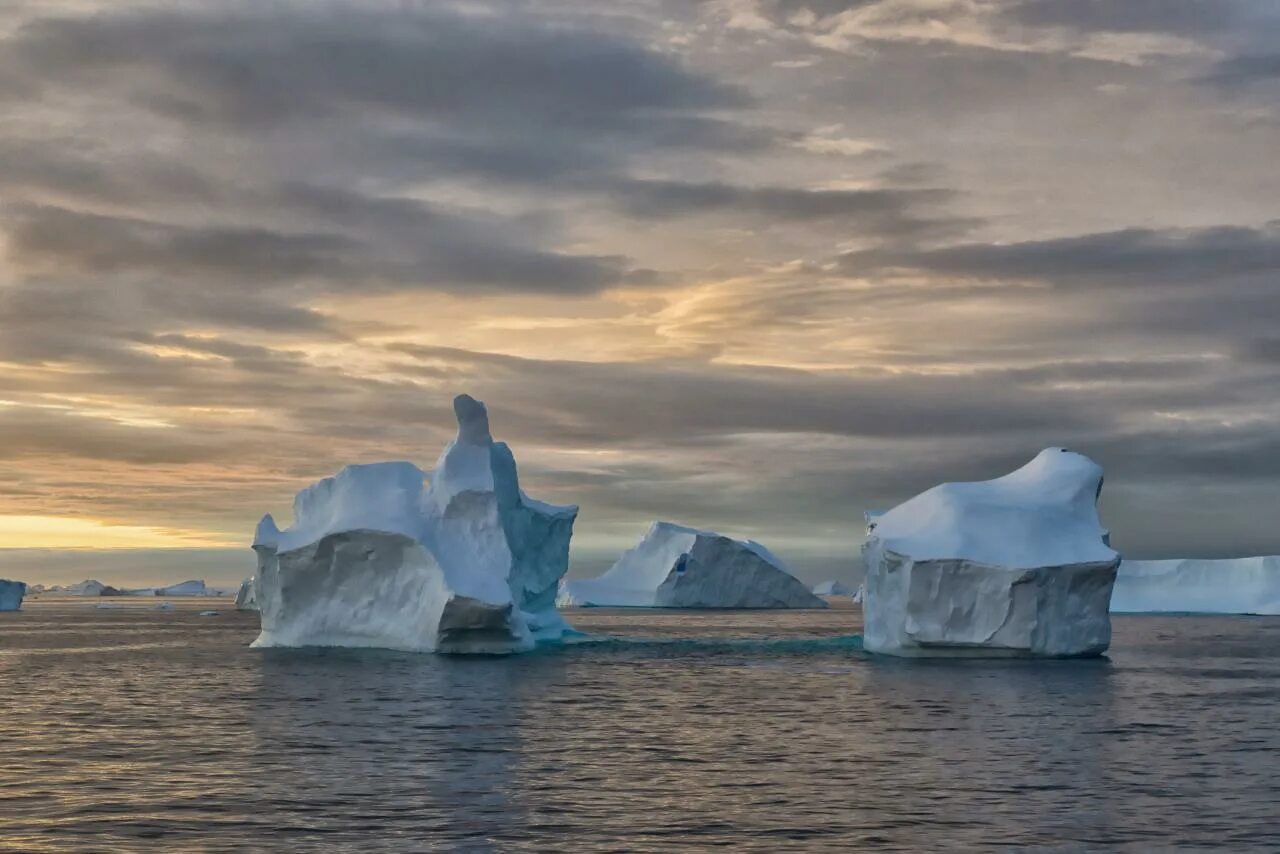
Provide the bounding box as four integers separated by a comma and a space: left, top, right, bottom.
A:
862, 448, 1119, 658
57, 579, 124, 597
812, 580, 853, 597
1111, 557, 1280, 615
156, 580, 209, 596
235, 577, 258, 612
0, 579, 26, 611
558, 522, 826, 609
252, 394, 577, 654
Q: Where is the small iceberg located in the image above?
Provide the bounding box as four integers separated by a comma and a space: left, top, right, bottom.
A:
234, 577, 258, 612
812, 580, 853, 597
558, 521, 826, 609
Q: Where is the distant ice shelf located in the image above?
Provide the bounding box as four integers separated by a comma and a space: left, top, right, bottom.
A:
1111, 557, 1280, 615
559, 522, 826, 609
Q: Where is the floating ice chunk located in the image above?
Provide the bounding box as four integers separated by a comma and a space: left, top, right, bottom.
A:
1111, 557, 1280, 615
862, 448, 1119, 658
559, 522, 826, 609
0, 579, 26, 611
252, 394, 578, 654
198, 610, 219, 617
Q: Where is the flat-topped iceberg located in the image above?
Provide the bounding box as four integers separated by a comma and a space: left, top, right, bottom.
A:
235, 577, 258, 612
559, 522, 826, 609
252, 394, 577, 654
862, 448, 1120, 658
1111, 557, 1280, 615
0, 579, 26, 611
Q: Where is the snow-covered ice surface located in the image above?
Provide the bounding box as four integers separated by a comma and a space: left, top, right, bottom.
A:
234, 577, 258, 612
0, 579, 26, 611
252, 394, 577, 654
559, 522, 826, 609
1111, 557, 1280, 615
863, 448, 1120, 658
813, 580, 853, 597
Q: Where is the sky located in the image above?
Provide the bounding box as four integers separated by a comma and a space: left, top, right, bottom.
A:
2, 0, 1280, 587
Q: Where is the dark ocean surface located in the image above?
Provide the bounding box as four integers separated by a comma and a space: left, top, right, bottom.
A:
1, 601, 1277, 852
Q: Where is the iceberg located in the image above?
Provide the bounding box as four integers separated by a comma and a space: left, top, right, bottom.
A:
558, 522, 827, 609
252, 394, 578, 654
62, 579, 124, 597
813, 580, 854, 597
1111, 557, 1280, 615
155, 580, 209, 596
235, 577, 258, 611
0, 579, 26, 611
862, 448, 1120, 658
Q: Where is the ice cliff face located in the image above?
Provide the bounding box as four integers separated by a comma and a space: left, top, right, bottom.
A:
1111, 557, 1280, 615
862, 448, 1119, 658
252, 394, 577, 654
0, 579, 26, 611
559, 522, 826, 609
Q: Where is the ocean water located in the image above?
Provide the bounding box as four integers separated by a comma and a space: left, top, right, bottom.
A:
1, 602, 1278, 852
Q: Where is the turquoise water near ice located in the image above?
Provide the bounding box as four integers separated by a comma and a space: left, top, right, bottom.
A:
1, 602, 1278, 852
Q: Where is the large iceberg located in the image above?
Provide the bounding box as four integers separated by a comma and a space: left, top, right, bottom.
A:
252, 394, 577, 654
1111, 557, 1280, 615
558, 522, 826, 609
862, 448, 1120, 658
0, 579, 26, 611
235, 577, 259, 611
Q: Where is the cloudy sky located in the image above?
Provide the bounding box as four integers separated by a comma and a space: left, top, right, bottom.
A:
2, 0, 1280, 586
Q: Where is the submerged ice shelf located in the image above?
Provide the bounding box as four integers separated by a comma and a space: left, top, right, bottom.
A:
862, 448, 1120, 658
252, 394, 577, 654
559, 522, 825, 609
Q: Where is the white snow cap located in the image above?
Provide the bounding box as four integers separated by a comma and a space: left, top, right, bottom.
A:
251, 393, 578, 654
870, 448, 1115, 570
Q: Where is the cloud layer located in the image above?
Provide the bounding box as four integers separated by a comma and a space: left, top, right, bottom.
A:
2, 0, 1280, 583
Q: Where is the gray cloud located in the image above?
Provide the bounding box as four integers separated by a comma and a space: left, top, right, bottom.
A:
3, 5, 746, 130
1008, 0, 1239, 35
840, 225, 1280, 285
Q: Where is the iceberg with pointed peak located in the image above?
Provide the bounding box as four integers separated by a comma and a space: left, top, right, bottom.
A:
252, 394, 577, 654
862, 448, 1119, 658
1111, 557, 1280, 615
558, 522, 826, 609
